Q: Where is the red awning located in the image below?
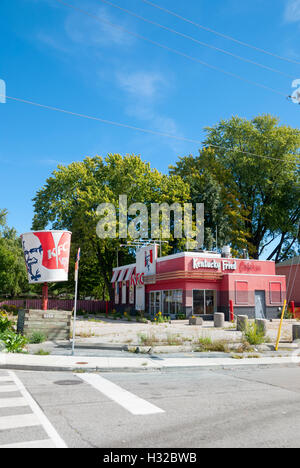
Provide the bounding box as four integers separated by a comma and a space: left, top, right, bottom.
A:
125, 267, 135, 282
117, 269, 127, 282
111, 269, 120, 283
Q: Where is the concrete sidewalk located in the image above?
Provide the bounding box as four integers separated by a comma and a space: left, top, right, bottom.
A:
1, 352, 300, 372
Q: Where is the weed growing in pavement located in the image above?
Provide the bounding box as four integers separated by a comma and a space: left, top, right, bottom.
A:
29, 332, 47, 344
196, 337, 229, 353
243, 322, 265, 345
34, 349, 50, 355
138, 332, 160, 347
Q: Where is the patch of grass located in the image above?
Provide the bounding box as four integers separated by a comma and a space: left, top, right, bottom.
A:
166, 334, 184, 346
231, 354, 244, 360
196, 337, 229, 353
246, 354, 261, 359
244, 323, 265, 346
77, 331, 95, 338
234, 340, 254, 354
29, 331, 47, 344
34, 349, 50, 356
138, 332, 160, 347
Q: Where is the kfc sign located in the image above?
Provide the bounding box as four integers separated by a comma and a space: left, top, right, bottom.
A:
21, 231, 72, 284
130, 273, 144, 287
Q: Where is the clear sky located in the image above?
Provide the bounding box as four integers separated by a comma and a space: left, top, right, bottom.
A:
1, 0, 299, 237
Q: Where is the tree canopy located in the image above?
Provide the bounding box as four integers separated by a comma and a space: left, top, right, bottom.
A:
0, 210, 28, 298
32, 154, 190, 299
171, 114, 300, 260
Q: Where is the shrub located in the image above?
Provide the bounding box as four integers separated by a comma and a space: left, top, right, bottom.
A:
243, 322, 265, 345
1, 305, 19, 316
280, 308, 293, 320
29, 332, 47, 344
0, 312, 13, 333
177, 314, 186, 321
0, 330, 28, 353
154, 312, 169, 324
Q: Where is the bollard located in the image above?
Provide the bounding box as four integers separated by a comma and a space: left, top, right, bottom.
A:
291, 301, 295, 319
255, 318, 268, 336
214, 313, 225, 328
229, 300, 234, 322
237, 315, 248, 332
189, 317, 203, 326
293, 324, 300, 341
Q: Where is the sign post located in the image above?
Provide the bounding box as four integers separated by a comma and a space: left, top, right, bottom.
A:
72, 248, 81, 356
275, 300, 287, 352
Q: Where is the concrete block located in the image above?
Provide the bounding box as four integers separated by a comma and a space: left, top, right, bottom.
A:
255, 319, 268, 335
214, 313, 225, 328
237, 315, 248, 332
293, 324, 300, 341
189, 317, 203, 326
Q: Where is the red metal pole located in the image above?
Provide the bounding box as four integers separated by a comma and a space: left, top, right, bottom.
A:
291, 301, 295, 319
229, 300, 234, 322
106, 301, 109, 317
42, 283, 48, 311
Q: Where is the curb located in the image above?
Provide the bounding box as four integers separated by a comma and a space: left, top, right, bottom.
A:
1, 355, 300, 373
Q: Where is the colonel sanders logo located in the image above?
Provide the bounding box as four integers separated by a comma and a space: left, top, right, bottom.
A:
145, 250, 153, 273
21, 231, 71, 283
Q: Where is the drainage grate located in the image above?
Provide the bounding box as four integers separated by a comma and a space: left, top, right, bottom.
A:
54, 380, 83, 386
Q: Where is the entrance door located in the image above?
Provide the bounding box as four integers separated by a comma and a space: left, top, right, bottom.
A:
255, 290, 266, 319
193, 290, 216, 315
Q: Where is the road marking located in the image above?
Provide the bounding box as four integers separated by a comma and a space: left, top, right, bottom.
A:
1, 371, 67, 448
0, 413, 40, 430
0, 385, 19, 393
0, 397, 28, 408
0, 439, 56, 448
0, 376, 12, 382
78, 373, 165, 416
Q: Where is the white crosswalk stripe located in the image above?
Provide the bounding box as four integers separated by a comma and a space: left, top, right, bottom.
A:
0, 371, 67, 448
78, 373, 165, 416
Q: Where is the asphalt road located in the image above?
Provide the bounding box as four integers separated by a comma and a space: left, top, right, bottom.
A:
1, 364, 300, 448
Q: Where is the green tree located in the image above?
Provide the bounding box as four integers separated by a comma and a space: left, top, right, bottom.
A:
32, 154, 190, 300
0, 210, 28, 297
171, 115, 300, 260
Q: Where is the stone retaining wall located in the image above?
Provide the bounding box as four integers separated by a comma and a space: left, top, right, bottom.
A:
17, 309, 72, 341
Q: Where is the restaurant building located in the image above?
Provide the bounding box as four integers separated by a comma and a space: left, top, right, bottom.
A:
111, 245, 286, 320
276, 257, 300, 307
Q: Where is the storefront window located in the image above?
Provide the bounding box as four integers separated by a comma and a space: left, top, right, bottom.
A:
150, 290, 183, 316
193, 290, 216, 315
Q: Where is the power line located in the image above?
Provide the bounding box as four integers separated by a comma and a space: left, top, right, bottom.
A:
141, 0, 300, 67
98, 0, 294, 80
1, 93, 299, 164
54, 0, 288, 99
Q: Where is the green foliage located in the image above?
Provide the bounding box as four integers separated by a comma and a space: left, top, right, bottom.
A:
243, 322, 266, 345
0, 330, 28, 353
29, 332, 47, 344
171, 115, 300, 260
197, 337, 229, 352
0, 311, 13, 333
32, 154, 190, 300
0, 210, 29, 297
34, 349, 50, 356
1, 304, 19, 316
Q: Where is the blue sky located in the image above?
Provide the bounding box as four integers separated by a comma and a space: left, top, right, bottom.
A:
1, 0, 300, 239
